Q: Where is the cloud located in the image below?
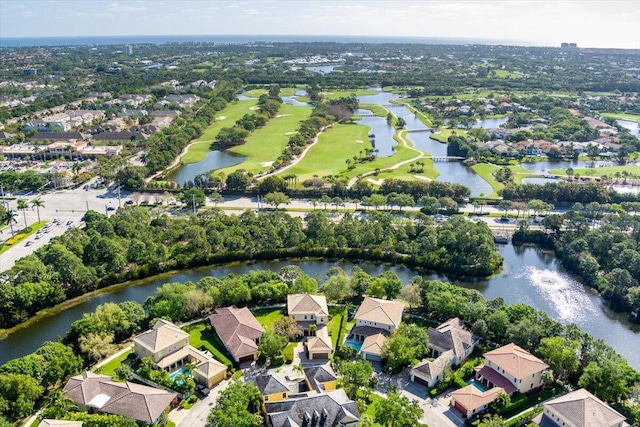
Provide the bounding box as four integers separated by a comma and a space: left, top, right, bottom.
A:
242, 8, 264, 15
106, 2, 147, 12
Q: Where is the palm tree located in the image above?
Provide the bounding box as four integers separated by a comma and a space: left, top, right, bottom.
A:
16, 199, 29, 229
31, 198, 44, 223
2, 210, 18, 238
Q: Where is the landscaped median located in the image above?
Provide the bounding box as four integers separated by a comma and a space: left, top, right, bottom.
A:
0, 220, 46, 255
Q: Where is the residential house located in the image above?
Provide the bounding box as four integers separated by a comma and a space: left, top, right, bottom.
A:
304, 364, 337, 392
165, 94, 199, 108
411, 350, 454, 387
287, 294, 329, 334
352, 297, 404, 338
360, 332, 387, 362
265, 389, 360, 427
209, 306, 265, 363
63, 372, 176, 424
450, 343, 548, 419
450, 385, 505, 419
540, 388, 628, 427
256, 374, 290, 403
349, 297, 404, 362
411, 318, 479, 387
306, 326, 333, 360
133, 319, 227, 388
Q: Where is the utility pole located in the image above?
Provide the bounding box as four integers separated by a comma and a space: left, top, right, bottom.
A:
0, 183, 7, 209
192, 194, 196, 214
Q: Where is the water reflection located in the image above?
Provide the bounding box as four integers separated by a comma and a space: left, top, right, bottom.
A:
168, 150, 246, 186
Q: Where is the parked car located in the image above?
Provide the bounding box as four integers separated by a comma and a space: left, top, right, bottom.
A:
25, 241, 33, 246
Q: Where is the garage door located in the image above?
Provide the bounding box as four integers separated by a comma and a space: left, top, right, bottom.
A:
239, 354, 254, 363
413, 376, 429, 387
365, 353, 381, 362
313, 353, 329, 360
454, 401, 467, 418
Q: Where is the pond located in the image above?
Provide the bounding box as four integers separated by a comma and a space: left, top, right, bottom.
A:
167, 150, 247, 186
618, 119, 640, 138
1, 245, 638, 370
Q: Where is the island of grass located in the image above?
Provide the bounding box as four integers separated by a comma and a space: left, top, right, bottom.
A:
179, 99, 259, 164
429, 128, 468, 143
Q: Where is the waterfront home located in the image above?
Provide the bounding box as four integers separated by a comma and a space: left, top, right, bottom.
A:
133, 319, 227, 388
540, 388, 628, 427
63, 372, 176, 424
287, 294, 329, 335
450, 343, 548, 419
209, 306, 265, 363
411, 317, 478, 387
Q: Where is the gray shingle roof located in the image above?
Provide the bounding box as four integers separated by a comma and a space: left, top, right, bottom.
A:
303, 364, 337, 392
428, 317, 478, 360
543, 388, 626, 427
255, 374, 290, 395
63, 372, 176, 424
266, 389, 360, 427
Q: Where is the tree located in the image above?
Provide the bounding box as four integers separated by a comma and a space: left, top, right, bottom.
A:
537, 336, 580, 380
263, 191, 290, 210
16, 199, 29, 229
273, 316, 302, 340
30, 199, 44, 223
321, 274, 352, 303
1, 210, 17, 238
178, 188, 206, 209
0, 373, 43, 420
374, 392, 422, 427
78, 332, 116, 363
207, 380, 262, 427
338, 360, 374, 399
396, 117, 406, 129
226, 169, 251, 191
578, 358, 632, 403
259, 331, 287, 360
383, 324, 429, 373
209, 192, 224, 207
400, 284, 422, 308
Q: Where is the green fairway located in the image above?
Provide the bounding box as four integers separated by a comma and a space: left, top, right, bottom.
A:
216, 104, 312, 175
391, 99, 434, 127
549, 165, 640, 177
320, 89, 378, 99
600, 112, 640, 123
278, 122, 372, 181
494, 69, 523, 78
359, 104, 390, 118
180, 99, 259, 164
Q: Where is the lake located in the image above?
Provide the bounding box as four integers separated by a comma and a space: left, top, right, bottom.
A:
1, 245, 638, 370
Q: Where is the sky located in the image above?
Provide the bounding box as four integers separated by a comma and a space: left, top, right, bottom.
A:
1, 0, 639, 49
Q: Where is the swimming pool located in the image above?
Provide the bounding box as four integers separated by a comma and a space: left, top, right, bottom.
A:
345, 341, 363, 353
169, 367, 191, 381
466, 380, 487, 392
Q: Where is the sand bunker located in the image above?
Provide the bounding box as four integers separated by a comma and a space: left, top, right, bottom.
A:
215, 116, 226, 120
249, 106, 260, 111
414, 175, 432, 181
275, 114, 291, 118
260, 161, 275, 167
356, 140, 364, 143
367, 178, 385, 186
284, 131, 298, 135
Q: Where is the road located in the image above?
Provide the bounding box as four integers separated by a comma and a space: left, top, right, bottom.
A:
1, 186, 548, 273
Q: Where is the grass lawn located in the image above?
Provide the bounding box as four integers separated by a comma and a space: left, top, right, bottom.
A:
180, 99, 259, 164
183, 322, 234, 368
470, 163, 503, 197
252, 307, 285, 330
600, 112, 640, 123
358, 390, 384, 426
0, 220, 46, 255
328, 306, 355, 348
279, 122, 372, 182
216, 103, 312, 175
320, 89, 378, 99
548, 165, 640, 177
94, 348, 134, 377
360, 104, 390, 118
429, 128, 467, 143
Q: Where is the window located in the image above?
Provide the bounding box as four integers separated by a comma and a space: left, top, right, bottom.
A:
282, 393, 286, 398
304, 315, 307, 320
264, 396, 269, 401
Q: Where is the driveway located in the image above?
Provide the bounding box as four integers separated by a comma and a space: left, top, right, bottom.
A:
171, 378, 232, 427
